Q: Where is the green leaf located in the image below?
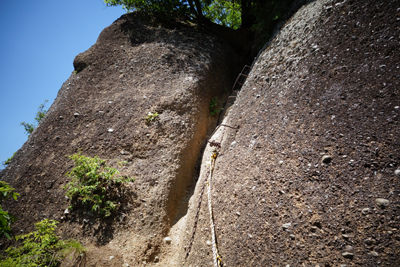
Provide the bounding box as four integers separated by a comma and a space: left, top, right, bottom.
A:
63, 152, 134, 217
1, 219, 84, 266
4, 232, 11, 240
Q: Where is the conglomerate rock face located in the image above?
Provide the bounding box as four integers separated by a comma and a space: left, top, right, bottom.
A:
0, 12, 239, 266
181, 0, 400, 266
2, 0, 400, 266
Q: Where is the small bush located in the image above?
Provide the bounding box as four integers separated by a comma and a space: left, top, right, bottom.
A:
144, 112, 159, 123
20, 122, 35, 136
209, 97, 222, 116
20, 100, 48, 136
2, 152, 15, 167
63, 152, 134, 217
0, 181, 19, 240
0, 219, 85, 267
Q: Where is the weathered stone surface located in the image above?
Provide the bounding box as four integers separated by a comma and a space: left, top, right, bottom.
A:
1, 12, 239, 266
182, 0, 400, 266
2, 0, 400, 266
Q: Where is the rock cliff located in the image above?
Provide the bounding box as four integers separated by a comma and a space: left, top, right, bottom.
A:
181, 0, 400, 266
2, 0, 400, 266
1, 12, 240, 266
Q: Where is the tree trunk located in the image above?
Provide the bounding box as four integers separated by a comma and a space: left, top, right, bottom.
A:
241, 0, 254, 28
193, 0, 205, 20
187, 0, 205, 21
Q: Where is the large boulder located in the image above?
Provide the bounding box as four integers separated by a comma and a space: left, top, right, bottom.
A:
181, 0, 400, 266
1, 12, 240, 266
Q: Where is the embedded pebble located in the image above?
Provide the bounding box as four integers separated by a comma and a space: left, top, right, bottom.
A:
369, 251, 379, 257
164, 237, 172, 244
345, 245, 353, 251
364, 238, 374, 245
342, 252, 354, 259
321, 155, 333, 164
282, 223, 291, 229
362, 208, 370, 214
206, 240, 212, 246
395, 169, 400, 176
375, 198, 389, 208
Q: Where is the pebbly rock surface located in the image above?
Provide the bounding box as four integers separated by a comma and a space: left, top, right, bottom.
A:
0, 12, 240, 266
2, 0, 400, 266
182, 0, 400, 266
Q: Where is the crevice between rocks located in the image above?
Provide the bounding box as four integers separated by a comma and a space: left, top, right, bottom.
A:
161, 64, 252, 261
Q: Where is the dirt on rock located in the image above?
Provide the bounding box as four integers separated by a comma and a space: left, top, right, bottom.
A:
0, 12, 241, 266
182, 0, 400, 266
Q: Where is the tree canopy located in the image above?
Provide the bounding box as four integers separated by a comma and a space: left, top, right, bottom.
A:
104, 0, 297, 52
104, 0, 248, 29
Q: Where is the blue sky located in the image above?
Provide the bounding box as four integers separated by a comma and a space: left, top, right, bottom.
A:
0, 1, 125, 168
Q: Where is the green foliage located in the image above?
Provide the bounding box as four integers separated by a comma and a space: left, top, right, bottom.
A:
20, 122, 35, 136
0, 208, 17, 241
0, 219, 85, 267
209, 97, 223, 116
203, 0, 241, 29
104, 0, 241, 27
104, 0, 191, 21
2, 152, 15, 167
144, 112, 159, 123
0, 181, 19, 240
0, 182, 19, 202
20, 100, 48, 136
104, 0, 296, 44
63, 152, 134, 217
34, 101, 48, 124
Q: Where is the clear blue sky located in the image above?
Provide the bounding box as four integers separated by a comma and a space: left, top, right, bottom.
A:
0, 1, 125, 168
